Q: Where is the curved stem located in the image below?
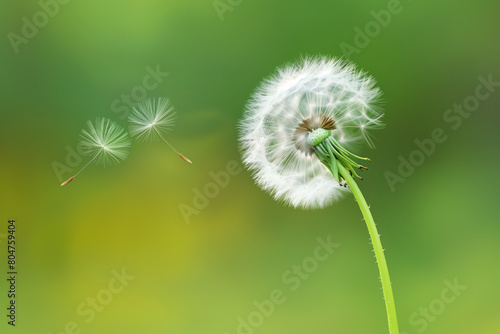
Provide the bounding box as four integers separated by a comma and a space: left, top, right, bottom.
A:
336, 161, 399, 334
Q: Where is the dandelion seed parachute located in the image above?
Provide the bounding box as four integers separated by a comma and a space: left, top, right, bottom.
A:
60, 118, 131, 186
80, 118, 131, 165
128, 97, 192, 164
128, 97, 175, 142
239, 57, 383, 209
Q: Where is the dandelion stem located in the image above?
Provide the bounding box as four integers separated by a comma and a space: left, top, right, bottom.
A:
153, 127, 192, 164
60, 151, 101, 187
154, 127, 178, 153
336, 160, 399, 334
75, 151, 101, 177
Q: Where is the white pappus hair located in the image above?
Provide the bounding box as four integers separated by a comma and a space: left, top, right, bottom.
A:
239, 57, 383, 209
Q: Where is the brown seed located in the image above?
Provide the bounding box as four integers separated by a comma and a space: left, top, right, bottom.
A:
178, 153, 192, 164
60, 176, 76, 187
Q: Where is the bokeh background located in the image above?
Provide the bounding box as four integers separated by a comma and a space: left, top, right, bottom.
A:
1, 0, 499, 333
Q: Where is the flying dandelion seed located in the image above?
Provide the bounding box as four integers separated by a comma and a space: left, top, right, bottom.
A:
128, 97, 192, 164
60, 118, 131, 187
239, 57, 399, 334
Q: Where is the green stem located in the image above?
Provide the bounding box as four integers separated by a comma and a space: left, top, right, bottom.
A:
336, 161, 399, 334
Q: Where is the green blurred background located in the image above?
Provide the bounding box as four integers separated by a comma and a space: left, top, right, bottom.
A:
1, 0, 499, 333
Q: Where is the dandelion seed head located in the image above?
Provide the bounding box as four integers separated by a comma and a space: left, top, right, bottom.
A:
239, 57, 383, 209
128, 97, 176, 142
80, 118, 131, 166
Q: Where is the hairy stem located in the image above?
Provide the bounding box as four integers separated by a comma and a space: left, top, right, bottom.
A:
336, 161, 399, 334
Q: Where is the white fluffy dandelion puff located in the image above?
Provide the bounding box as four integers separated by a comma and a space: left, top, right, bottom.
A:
239, 57, 383, 209
61, 118, 131, 186
128, 97, 192, 164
